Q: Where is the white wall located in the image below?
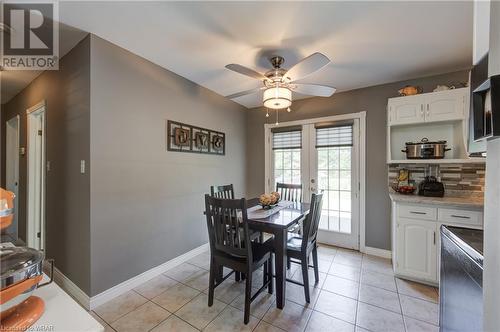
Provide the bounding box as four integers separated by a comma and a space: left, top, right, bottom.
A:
483, 1, 500, 330
473, 0, 490, 64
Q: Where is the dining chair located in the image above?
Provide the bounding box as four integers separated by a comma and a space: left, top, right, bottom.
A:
205, 195, 273, 324
276, 182, 302, 203
285, 192, 323, 303
210, 184, 263, 282
276, 183, 304, 252
210, 184, 235, 199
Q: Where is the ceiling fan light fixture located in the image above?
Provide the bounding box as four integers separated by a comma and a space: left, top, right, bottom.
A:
263, 86, 292, 110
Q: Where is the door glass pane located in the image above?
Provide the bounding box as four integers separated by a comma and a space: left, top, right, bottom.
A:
273, 148, 301, 189
318, 146, 352, 233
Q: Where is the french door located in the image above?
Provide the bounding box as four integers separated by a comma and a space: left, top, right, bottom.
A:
267, 115, 362, 250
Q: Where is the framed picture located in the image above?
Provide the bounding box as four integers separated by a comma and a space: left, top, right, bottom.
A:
166, 120, 225, 155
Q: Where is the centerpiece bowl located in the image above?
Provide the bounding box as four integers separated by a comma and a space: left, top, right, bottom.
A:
259, 192, 281, 210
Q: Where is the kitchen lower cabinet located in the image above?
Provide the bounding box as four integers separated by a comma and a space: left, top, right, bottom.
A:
396, 217, 437, 283
391, 200, 483, 285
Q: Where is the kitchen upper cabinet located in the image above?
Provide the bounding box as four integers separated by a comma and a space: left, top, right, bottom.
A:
395, 217, 437, 282
388, 88, 468, 126
425, 89, 467, 122
388, 95, 425, 125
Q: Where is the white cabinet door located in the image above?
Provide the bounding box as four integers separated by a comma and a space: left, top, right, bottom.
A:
424, 89, 467, 122
388, 95, 425, 125
396, 217, 437, 282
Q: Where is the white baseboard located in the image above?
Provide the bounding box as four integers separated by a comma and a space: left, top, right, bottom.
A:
89, 243, 209, 310
363, 246, 392, 259
44, 263, 91, 310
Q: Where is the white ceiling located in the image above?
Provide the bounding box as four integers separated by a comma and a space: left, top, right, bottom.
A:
3, 1, 473, 108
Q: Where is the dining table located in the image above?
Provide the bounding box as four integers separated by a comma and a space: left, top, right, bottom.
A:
245, 198, 310, 309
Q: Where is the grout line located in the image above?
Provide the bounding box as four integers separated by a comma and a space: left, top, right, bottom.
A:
90, 310, 118, 332
395, 276, 408, 332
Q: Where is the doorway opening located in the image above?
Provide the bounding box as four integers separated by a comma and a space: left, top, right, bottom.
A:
5, 115, 20, 241
265, 112, 366, 251
27, 102, 46, 250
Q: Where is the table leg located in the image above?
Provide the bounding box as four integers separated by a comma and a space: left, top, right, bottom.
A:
274, 228, 287, 309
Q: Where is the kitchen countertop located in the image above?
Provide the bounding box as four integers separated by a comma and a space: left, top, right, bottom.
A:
388, 188, 484, 209
32, 274, 103, 332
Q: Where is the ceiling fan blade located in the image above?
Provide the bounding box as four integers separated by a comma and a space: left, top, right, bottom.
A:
292, 84, 336, 97
225, 86, 266, 99
225, 64, 268, 81
284, 52, 331, 83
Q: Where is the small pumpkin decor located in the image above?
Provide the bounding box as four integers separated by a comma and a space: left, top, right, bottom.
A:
398, 85, 422, 96
259, 192, 281, 210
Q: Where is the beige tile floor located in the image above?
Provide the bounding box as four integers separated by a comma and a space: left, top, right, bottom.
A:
91, 245, 439, 332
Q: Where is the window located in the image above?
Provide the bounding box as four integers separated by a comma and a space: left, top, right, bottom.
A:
272, 128, 301, 187
316, 123, 353, 233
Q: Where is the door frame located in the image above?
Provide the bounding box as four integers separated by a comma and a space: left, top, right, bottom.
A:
6, 115, 20, 238
26, 101, 46, 250
264, 111, 366, 252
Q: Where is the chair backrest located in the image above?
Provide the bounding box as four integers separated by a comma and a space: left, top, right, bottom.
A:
276, 182, 302, 202
205, 194, 252, 260
301, 193, 324, 250
210, 184, 235, 199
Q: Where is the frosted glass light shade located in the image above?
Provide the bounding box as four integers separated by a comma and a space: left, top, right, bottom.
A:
263, 87, 292, 109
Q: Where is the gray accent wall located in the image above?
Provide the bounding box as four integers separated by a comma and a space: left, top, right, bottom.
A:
89, 36, 247, 296
1, 36, 91, 294
246, 70, 469, 250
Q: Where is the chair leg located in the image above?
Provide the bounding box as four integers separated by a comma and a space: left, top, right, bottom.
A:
312, 245, 320, 284
208, 258, 215, 306
216, 264, 223, 283
263, 262, 268, 288
244, 270, 252, 324
287, 256, 291, 270
268, 256, 274, 294
235, 271, 241, 282
301, 255, 310, 303
259, 232, 264, 243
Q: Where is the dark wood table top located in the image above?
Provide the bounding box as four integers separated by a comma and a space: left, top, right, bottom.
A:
246, 198, 310, 229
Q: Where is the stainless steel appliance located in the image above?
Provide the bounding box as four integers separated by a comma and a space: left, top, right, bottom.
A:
402, 138, 450, 159
472, 74, 500, 141
440, 225, 483, 332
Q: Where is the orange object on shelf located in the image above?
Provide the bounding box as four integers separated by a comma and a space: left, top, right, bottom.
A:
0, 188, 15, 231
0, 296, 45, 331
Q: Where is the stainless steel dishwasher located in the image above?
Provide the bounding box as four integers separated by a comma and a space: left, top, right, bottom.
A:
440, 225, 483, 332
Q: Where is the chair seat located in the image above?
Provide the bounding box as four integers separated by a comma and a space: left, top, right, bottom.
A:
213, 241, 272, 272
287, 235, 303, 251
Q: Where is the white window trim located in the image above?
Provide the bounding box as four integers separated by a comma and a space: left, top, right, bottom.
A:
264, 111, 367, 252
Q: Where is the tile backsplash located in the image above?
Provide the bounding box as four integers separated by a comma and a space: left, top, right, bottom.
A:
388, 163, 485, 194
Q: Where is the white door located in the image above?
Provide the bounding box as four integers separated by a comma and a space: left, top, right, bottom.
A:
267, 116, 362, 250
310, 121, 360, 249
388, 95, 425, 125
6, 116, 20, 238
27, 105, 46, 250
396, 217, 437, 281
425, 89, 467, 122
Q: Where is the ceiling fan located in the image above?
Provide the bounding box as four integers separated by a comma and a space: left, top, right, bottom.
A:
225, 52, 336, 111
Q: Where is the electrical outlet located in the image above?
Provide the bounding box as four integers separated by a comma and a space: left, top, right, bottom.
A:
80, 160, 85, 174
